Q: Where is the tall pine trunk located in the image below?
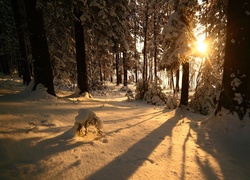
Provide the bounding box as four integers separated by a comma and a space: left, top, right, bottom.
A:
115, 52, 121, 86
74, 9, 89, 94
176, 68, 180, 93
216, 0, 250, 120
0, 55, 10, 75
123, 52, 128, 87
24, 0, 55, 96
11, 0, 31, 85
180, 62, 189, 106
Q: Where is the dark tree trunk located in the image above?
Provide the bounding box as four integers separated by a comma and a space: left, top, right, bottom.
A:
134, 65, 138, 83
11, 0, 31, 85
216, 0, 250, 120
153, 1, 158, 80
123, 52, 128, 87
180, 62, 189, 106
171, 70, 175, 93
74, 9, 89, 94
116, 52, 121, 85
176, 68, 180, 93
143, 3, 149, 81
99, 60, 103, 82
24, 0, 55, 95
0, 55, 10, 75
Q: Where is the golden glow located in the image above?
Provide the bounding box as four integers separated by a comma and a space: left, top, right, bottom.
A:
196, 37, 207, 54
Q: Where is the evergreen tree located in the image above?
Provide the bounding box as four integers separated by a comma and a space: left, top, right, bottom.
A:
215, 0, 250, 120
24, 0, 55, 96
189, 0, 227, 115
0, 0, 18, 75
160, 0, 198, 106
74, 8, 89, 94
11, 0, 31, 85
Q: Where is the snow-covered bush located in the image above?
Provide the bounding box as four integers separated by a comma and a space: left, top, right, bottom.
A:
135, 80, 148, 100
18, 79, 56, 100
135, 79, 179, 108
90, 80, 108, 91
189, 78, 221, 115
124, 87, 135, 101
74, 109, 103, 136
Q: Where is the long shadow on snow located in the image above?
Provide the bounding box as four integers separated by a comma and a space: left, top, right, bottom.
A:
86, 108, 184, 180
0, 127, 86, 179
193, 122, 250, 179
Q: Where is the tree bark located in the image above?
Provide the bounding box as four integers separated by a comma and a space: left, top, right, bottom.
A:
0, 55, 10, 75
216, 0, 250, 120
115, 52, 121, 85
123, 52, 128, 87
24, 0, 55, 95
176, 68, 180, 93
11, 0, 31, 85
74, 9, 89, 94
180, 62, 189, 106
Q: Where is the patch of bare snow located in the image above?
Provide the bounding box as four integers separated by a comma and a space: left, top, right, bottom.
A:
0, 75, 250, 180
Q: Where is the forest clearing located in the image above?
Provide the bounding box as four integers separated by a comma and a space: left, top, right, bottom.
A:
0, 75, 249, 180
1, 0, 250, 179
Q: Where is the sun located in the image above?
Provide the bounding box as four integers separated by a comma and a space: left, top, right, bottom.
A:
196, 37, 207, 54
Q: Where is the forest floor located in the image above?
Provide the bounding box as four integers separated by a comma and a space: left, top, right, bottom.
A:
0, 74, 250, 180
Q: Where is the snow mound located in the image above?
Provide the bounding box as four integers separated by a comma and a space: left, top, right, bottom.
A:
66, 87, 93, 98
18, 79, 56, 100
74, 108, 103, 135
203, 107, 250, 138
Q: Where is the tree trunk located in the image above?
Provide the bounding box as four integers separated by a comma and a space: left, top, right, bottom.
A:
74, 9, 89, 94
99, 60, 103, 82
24, 0, 55, 95
171, 70, 175, 93
176, 68, 180, 93
143, 2, 149, 82
180, 62, 189, 106
123, 52, 128, 87
142, 2, 149, 97
0, 55, 10, 75
11, 0, 31, 85
116, 52, 121, 85
215, 0, 250, 120
153, 0, 158, 80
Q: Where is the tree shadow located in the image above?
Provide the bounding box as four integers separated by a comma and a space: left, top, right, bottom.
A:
192, 123, 250, 180
0, 127, 87, 179
86, 109, 184, 179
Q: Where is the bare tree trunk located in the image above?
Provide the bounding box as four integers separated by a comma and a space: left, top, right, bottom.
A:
215, 0, 250, 120
99, 60, 103, 82
123, 52, 128, 87
180, 62, 189, 106
153, 0, 158, 80
11, 0, 31, 85
116, 52, 121, 85
74, 8, 89, 94
24, 0, 55, 96
142, 2, 149, 82
176, 68, 180, 93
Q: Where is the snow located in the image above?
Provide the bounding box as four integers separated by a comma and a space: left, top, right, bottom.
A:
0, 75, 250, 180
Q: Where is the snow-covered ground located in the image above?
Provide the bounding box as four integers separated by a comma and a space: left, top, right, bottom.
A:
0, 75, 250, 180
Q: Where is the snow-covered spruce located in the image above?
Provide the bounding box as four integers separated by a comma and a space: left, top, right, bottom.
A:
74, 109, 103, 136
135, 80, 178, 108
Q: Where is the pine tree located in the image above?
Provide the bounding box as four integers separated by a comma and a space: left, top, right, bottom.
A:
24, 0, 55, 96
215, 0, 250, 120
11, 0, 31, 85
74, 8, 89, 94
160, 0, 198, 106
